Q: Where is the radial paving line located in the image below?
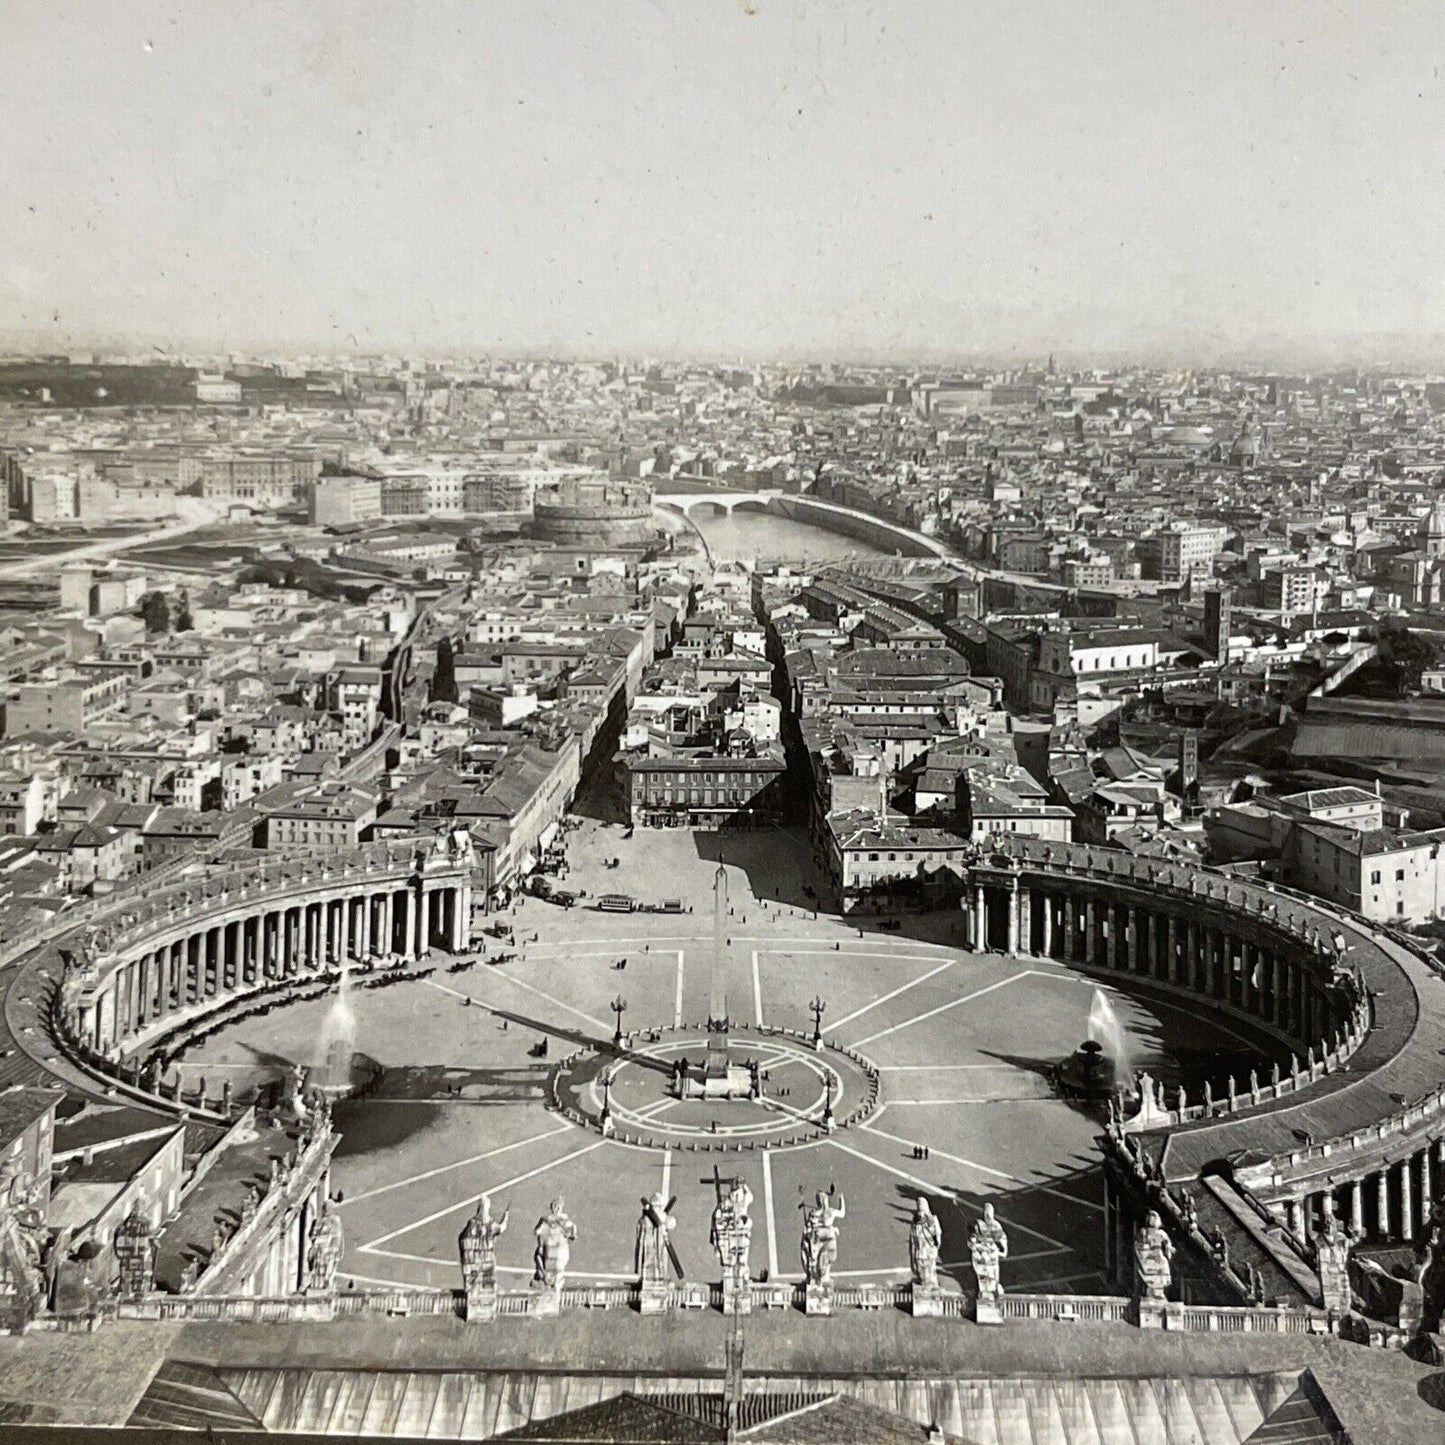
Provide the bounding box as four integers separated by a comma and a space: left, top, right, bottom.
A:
826, 958, 957, 1031
338, 1122, 576, 1207
862, 1120, 1105, 1215
877, 1063, 1008, 1072
673, 949, 685, 1026
440, 968, 611, 1034
751, 950, 764, 1025
360, 1138, 609, 1253
849, 970, 1030, 1047
823, 1136, 1070, 1255
762, 1148, 779, 1278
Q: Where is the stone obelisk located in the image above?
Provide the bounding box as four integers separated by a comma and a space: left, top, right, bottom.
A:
705, 860, 730, 1083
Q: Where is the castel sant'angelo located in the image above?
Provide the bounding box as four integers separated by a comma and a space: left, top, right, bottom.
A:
530, 474, 659, 548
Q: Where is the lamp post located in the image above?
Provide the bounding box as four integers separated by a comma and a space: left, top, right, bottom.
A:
810, 994, 826, 1050
611, 995, 629, 1051
599, 1067, 615, 1135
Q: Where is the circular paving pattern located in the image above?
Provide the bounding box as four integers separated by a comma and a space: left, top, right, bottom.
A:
549, 1022, 880, 1152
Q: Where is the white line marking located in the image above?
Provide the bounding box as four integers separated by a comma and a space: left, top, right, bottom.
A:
661, 1149, 671, 1207
337, 1122, 575, 1206
828, 959, 956, 1031
359, 1138, 608, 1252
762, 1149, 779, 1278
674, 949, 685, 1026
823, 1136, 1069, 1254
851, 971, 1028, 1048
752, 950, 764, 1025
885, 1098, 1042, 1106
878, 1064, 1008, 1072
861, 1122, 1105, 1215
431, 971, 609, 1033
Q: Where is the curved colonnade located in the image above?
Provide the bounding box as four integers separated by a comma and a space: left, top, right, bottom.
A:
970, 837, 1445, 1305
19, 841, 474, 1117
5, 827, 1442, 1313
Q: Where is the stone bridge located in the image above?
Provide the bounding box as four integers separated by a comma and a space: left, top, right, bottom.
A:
654, 489, 952, 558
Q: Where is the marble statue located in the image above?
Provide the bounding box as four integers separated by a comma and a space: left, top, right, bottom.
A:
460, 1197, 508, 1291
909, 1198, 943, 1291
969, 1202, 1009, 1302
636, 1192, 681, 1285
1134, 1210, 1175, 1301
1312, 1203, 1355, 1314
306, 1204, 344, 1293
710, 1178, 753, 1276
800, 1189, 845, 1286
533, 1196, 577, 1292
113, 1206, 156, 1301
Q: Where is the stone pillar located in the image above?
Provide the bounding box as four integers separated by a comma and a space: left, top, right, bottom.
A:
1084, 900, 1097, 965
1165, 915, 1178, 984
1041, 893, 1054, 959
1421, 1147, 1434, 1223
381, 892, 394, 957
1401, 1158, 1415, 1242
1285, 1197, 1303, 1238
450, 884, 469, 951
1126, 908, 1139, 973
393, 891, 408, 960
973, 886, 987, 951
1006, 886, 1020, 956
1348, 1177, 1363, 1233
414, 886, 427, 957
1017, 887, 1031, 955
358, 894, 372, 960
1377, 1170, 1391, 1239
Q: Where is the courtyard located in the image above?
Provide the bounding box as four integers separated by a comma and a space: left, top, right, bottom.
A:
186, 820, 1282, 1301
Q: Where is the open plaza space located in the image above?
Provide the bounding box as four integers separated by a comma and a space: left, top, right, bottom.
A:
184, 821, 1281, 1302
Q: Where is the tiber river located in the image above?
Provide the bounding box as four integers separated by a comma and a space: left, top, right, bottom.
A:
662, 505, 893, 566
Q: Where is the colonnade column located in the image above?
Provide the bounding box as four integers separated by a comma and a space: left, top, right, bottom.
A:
1041, 893, 1054, 959
450, 882, 470, 951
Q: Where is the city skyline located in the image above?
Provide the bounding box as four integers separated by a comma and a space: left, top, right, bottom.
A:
4, 2, 1445, 367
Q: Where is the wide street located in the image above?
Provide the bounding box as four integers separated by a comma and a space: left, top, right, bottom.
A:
187, 819, 1272, 1299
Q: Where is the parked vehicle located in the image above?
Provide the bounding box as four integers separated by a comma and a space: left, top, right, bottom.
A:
596, 894, 635, 913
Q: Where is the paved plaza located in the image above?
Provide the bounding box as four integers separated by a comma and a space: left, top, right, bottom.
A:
187, 822, 1280, 1300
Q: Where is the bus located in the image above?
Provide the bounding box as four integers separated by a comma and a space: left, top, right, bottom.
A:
596, 894, 635, 913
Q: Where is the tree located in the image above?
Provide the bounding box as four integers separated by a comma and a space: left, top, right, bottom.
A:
174, 589, 193, 632
431, 635, 459, 704
139, 591, 170, 635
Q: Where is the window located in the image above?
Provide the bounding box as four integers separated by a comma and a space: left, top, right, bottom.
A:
1396, 868, 1405, 882
1371, 870, 1381, 885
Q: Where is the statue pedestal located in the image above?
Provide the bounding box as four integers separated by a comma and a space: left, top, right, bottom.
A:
804, 1281, 834, 1316
464, 1285, 498, 1324
1134, 1297, 1179, 1330
722, 1273, 753, 1315
974, 1293, 1004, 1325
910, 1284, 944, 1317
531, 1287, 562, 1318
638, 1281, 670, 1315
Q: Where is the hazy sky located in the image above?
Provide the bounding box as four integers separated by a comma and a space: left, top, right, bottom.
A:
2, 2, 1443, 364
